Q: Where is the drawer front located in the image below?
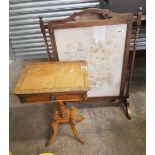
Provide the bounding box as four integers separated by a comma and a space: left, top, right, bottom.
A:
19, 93, 86, 103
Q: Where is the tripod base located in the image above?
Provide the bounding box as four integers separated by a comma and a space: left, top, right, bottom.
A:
46, 102, 85, 146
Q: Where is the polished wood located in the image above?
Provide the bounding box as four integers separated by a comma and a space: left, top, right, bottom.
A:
39, 16, 51, 62
48, 8, 133, 26
18, 92, 87, 103
126, 7, 143, 96
119, 23, 133, 96
14, 61, 90, 145
46, 103, 85, 146
123, 7, 143, 119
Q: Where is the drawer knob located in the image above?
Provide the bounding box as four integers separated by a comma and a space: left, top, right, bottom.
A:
49, 96, 56, 101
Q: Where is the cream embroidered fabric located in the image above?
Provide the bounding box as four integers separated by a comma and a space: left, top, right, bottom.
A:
54, 24, 127, 97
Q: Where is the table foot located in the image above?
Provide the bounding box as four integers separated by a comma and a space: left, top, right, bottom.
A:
46, 121, 58, 146
69, 120, 85, 144
76, 114, 85, 122
70, 106, 85, 122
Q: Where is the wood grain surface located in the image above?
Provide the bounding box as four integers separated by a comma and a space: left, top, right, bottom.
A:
14, 61, 90, 95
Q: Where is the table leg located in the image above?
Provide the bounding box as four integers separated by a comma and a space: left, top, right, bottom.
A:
70, 106, 85, 123
46, 121, 58, 146
46, 101, 85, 146
58, 101, 67, 118
69, 107, 85, 144
69, 120, 85, 144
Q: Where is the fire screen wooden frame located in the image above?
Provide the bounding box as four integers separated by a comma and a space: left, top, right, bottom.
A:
39, 8, 142, 119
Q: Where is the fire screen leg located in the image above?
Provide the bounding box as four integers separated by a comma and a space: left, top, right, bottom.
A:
123, 98, 131, 120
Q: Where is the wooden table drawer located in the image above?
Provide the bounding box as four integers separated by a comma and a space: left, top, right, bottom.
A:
18, 92, 86, 103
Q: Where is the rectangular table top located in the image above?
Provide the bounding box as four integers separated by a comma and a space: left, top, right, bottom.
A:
14, 61, 90, 95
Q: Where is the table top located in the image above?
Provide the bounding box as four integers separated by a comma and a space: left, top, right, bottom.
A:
14, 61, 90, 95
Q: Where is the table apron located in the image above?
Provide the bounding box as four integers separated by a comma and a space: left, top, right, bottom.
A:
18, 92, 87, 103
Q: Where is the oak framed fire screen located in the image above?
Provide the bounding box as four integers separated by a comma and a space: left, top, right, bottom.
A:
39, 8, 142, 119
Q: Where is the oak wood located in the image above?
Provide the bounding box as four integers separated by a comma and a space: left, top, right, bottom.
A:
14, 61, 89, 95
